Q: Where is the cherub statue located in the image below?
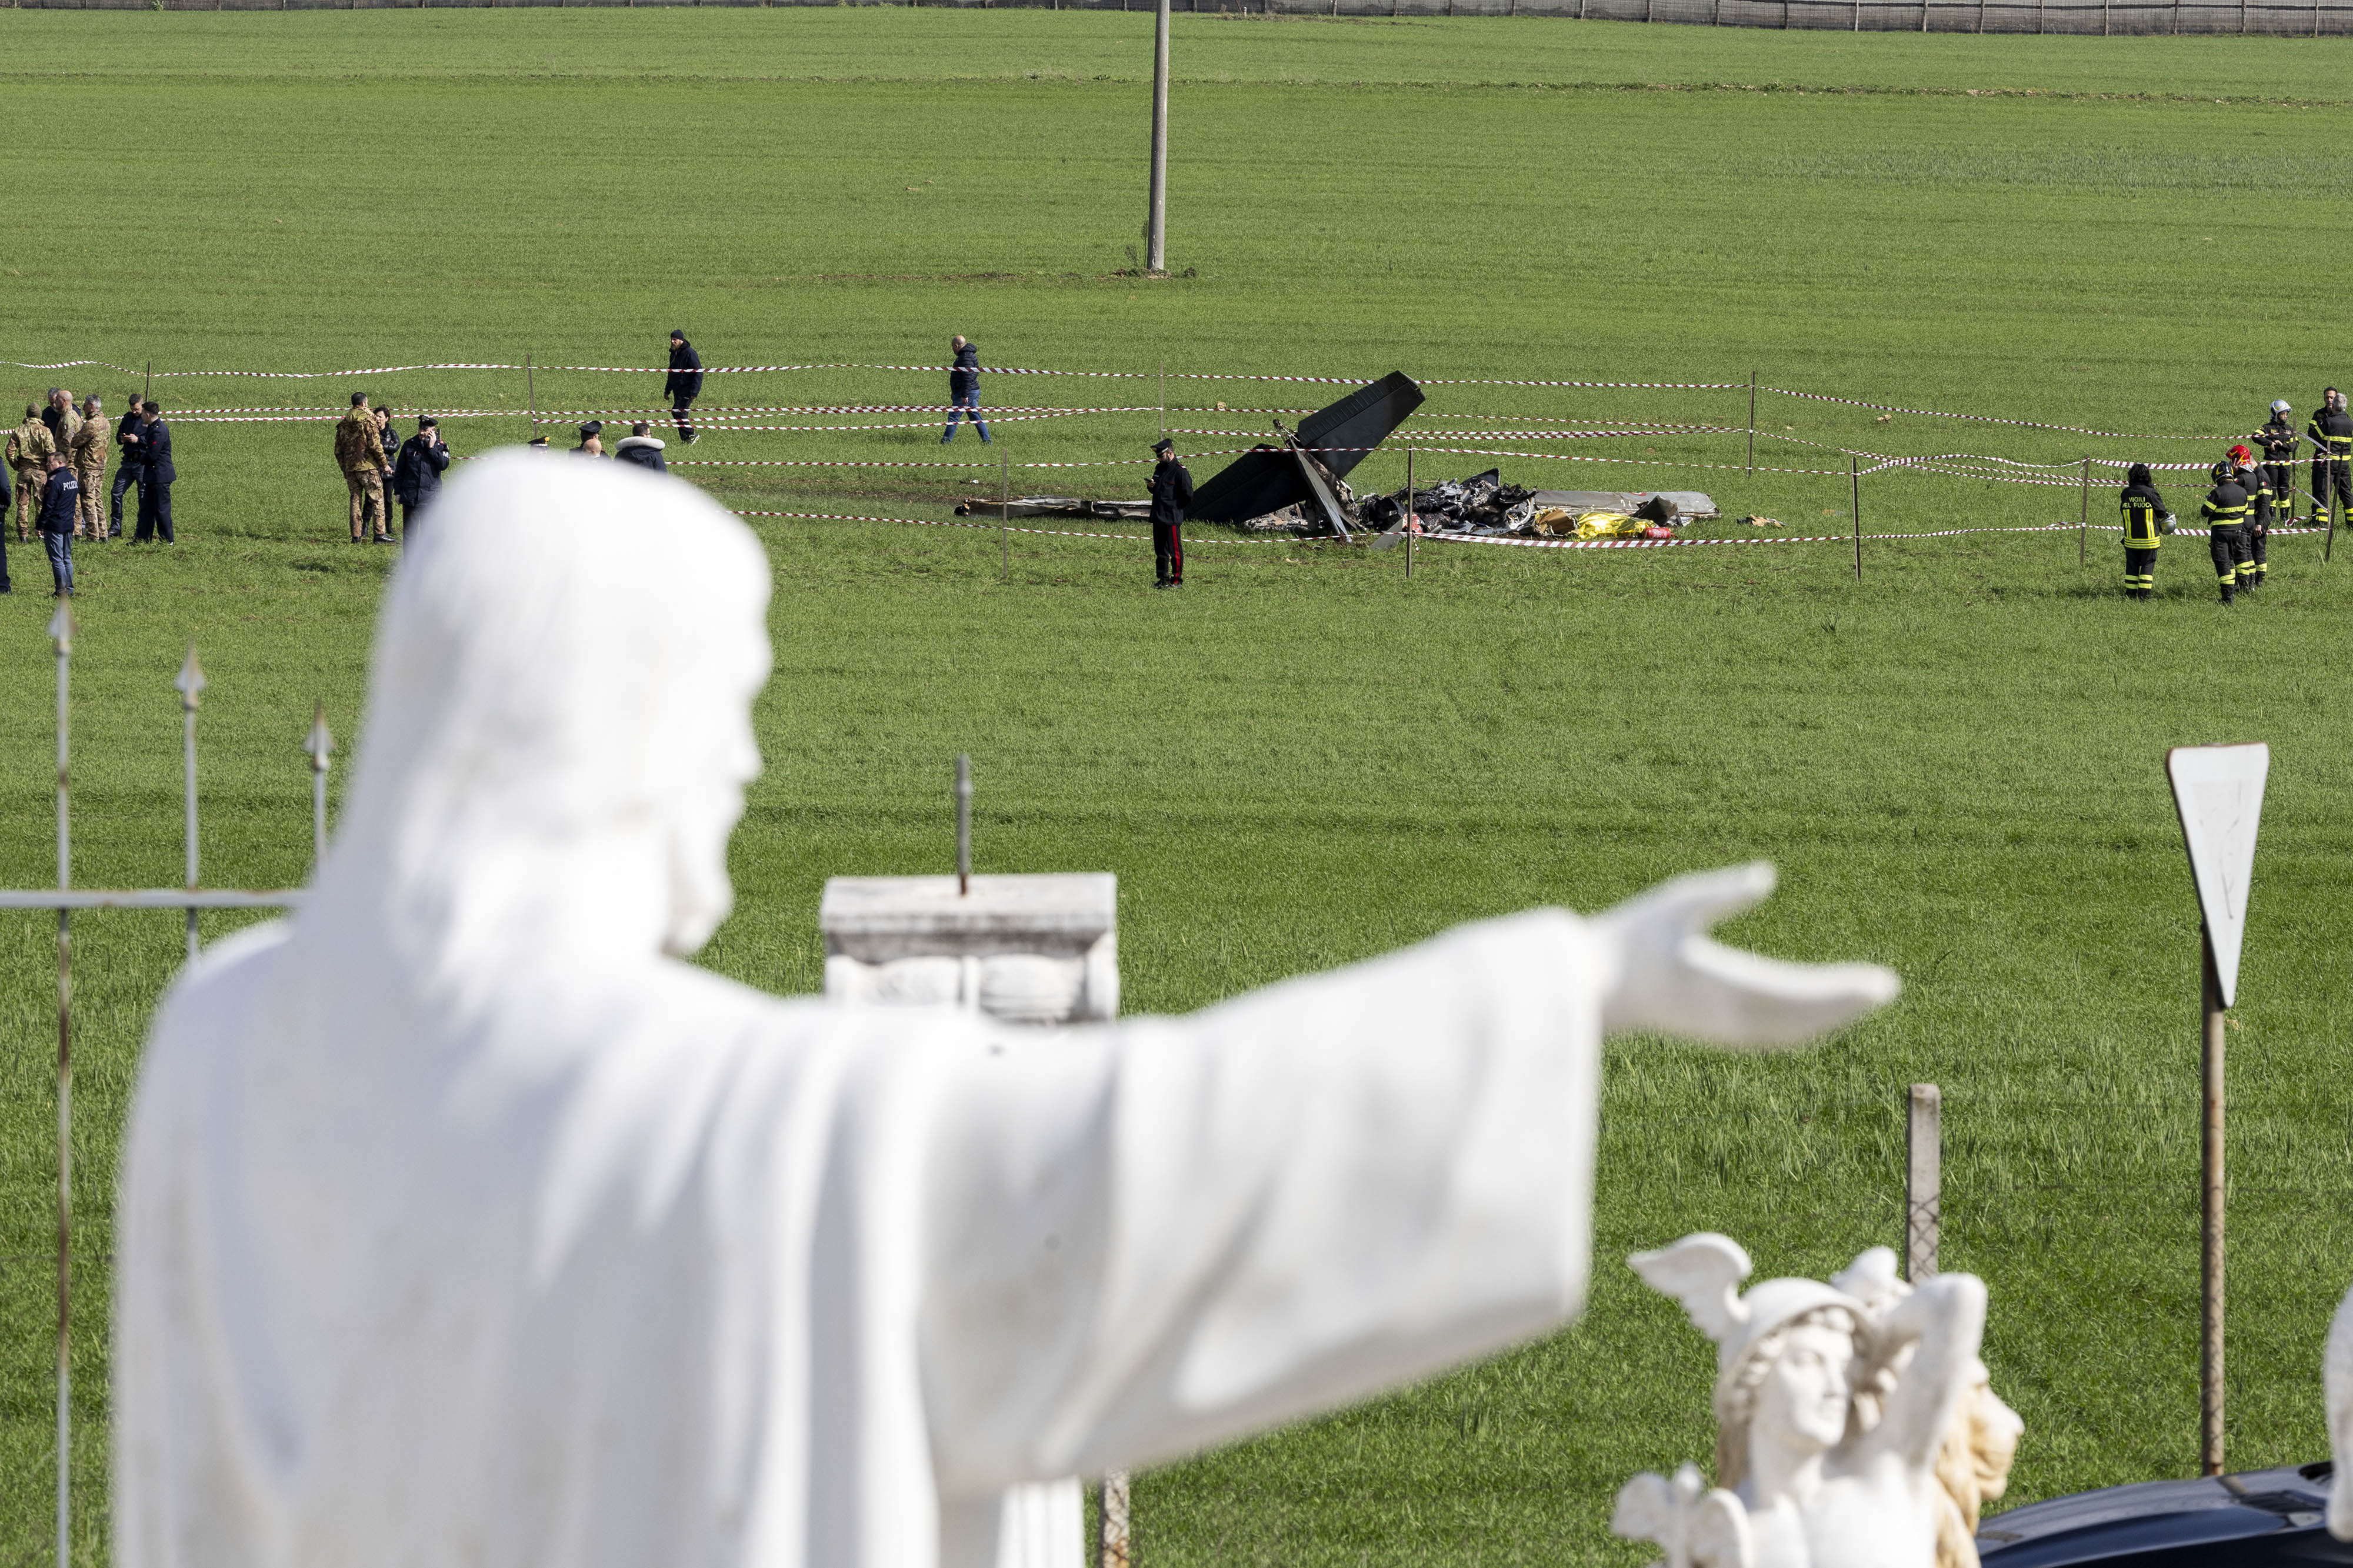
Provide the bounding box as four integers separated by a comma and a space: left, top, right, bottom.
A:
112, 453, 1902, 1568
1616, 1235, 1993, 1568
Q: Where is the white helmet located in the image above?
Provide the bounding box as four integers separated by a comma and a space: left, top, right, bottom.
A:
2273, 399, 2293, 414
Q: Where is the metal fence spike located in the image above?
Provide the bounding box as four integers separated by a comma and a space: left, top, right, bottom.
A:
46, 605, 73, 652
175, 645, 207, 709
304, 700, 334, 766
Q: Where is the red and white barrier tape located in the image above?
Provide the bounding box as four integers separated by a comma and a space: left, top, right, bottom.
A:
1762, 385, 2234, 442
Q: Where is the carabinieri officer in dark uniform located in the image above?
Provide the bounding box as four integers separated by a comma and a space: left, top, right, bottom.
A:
2119, 462, 2168, 601
2201, 458, 2251, 605
1148, 437, 1191, 589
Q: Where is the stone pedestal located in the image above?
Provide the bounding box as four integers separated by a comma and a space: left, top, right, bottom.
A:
821, 871, 1117, 1568
819, 873, 1118, 1025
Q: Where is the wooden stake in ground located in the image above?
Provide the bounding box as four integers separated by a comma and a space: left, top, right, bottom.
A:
1851, 456, 1863, 581
2165, 741, 2268, 1477
1906, 1083, 1939, 1281
1001, 453, 1010, 583
1747, 370, 1758, 476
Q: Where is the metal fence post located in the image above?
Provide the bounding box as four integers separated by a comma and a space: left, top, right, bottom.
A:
49, 605, 73, 1568
1906, 1083, 1940, 1280
177, 648, 207, 960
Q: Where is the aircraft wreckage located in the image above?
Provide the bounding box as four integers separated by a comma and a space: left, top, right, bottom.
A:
953, 372, 1715, 539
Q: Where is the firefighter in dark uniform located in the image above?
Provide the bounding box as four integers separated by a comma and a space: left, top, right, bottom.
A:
1148, 437, 1191, 589
2201, 458, 2252, 604
2230, 443, 2269, 589
2119, 462, 2169, 600
2257, 401, 2299, 523
2312, 387, 2353, 534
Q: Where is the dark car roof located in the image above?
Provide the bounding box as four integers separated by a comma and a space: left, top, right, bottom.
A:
1978, 1462, 2338, 1567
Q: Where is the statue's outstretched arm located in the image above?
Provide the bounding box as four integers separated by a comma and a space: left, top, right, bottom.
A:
1595, 863, 1899, 1045
916, 872, 1898, 1497
1862, 1274, 1988, 1472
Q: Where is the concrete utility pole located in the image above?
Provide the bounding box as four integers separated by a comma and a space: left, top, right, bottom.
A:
1146, 0, 1170, 273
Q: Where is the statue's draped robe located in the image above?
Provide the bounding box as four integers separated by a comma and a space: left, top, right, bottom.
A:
116, 908, 1602, 1568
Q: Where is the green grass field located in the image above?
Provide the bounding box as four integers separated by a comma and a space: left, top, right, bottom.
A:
4, 9, 2353, 1564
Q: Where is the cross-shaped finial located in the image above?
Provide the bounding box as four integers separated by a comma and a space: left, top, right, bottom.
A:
175, 646, 206, 712
304, 701, 334, 775
46, 605, 73, 653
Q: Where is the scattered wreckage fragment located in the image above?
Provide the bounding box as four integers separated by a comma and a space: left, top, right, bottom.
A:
1185, 372, 1427, 539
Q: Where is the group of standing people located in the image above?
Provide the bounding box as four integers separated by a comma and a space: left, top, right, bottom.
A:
0, 386, 175, 595
2119, 388, 2353, 603
334, 393, 450, 543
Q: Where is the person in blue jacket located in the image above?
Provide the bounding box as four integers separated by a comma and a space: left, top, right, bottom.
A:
36, 452, 79, 595
134, 401, 175, 543
392, 416, 452, 542
941, 335, 990, 444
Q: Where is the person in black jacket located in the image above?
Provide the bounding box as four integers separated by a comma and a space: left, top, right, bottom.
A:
134, 401, 175, 543
1148, 438, 1191, 589
2311, 387, 2352, 536
940, 335, 991, 445
613, 421, 668, 473
2229, 444, 2270, 589
391, 417, 451, 542
36, 452, 79, 595
2118, 462, 2168, 600
2255, 401, 2299, 523
2200, 458, 2251, 604
665, 331, 702, 446
111, 396, 148, 539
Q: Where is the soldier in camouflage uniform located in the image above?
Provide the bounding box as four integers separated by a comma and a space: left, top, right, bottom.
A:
44, 389, 83, 465
69, 396, 109, 541
335, 392, 391, 543
7, 405, 57, 542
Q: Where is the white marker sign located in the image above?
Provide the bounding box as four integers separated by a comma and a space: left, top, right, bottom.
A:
2167, 743, 2269, 1008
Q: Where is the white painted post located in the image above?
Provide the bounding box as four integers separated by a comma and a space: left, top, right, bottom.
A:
1905, 1083, 1939, 1281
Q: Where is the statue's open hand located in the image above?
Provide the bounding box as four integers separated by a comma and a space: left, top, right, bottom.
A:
1594, 862, 1899, 1045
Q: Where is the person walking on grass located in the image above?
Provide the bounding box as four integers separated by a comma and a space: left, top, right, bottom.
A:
8, 404, 56, 542
613, 421, 666, 473
665, 331, 702, 446
2201, 457, 2252, 605
336, 392, 392, 543
112, 392, 148, 539
1149, 436, 1190, 589
941, 335, 991, 444
69, 396, 108, 542
2119, 462, 2169, 602
391, 416, 451, 542
36, 452, 77, 596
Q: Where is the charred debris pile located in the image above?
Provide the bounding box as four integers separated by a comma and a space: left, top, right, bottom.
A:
955, 373, 1716, 542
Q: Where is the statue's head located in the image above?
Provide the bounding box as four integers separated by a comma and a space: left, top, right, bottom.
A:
1715, 1296, 1863, 1485
334, 451, 771, 966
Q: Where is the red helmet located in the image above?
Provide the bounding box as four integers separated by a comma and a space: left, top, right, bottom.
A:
2229, 444, 2254, 466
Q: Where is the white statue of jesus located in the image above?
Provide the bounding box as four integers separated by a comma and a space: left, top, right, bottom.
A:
113, 453, 1899, 1568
